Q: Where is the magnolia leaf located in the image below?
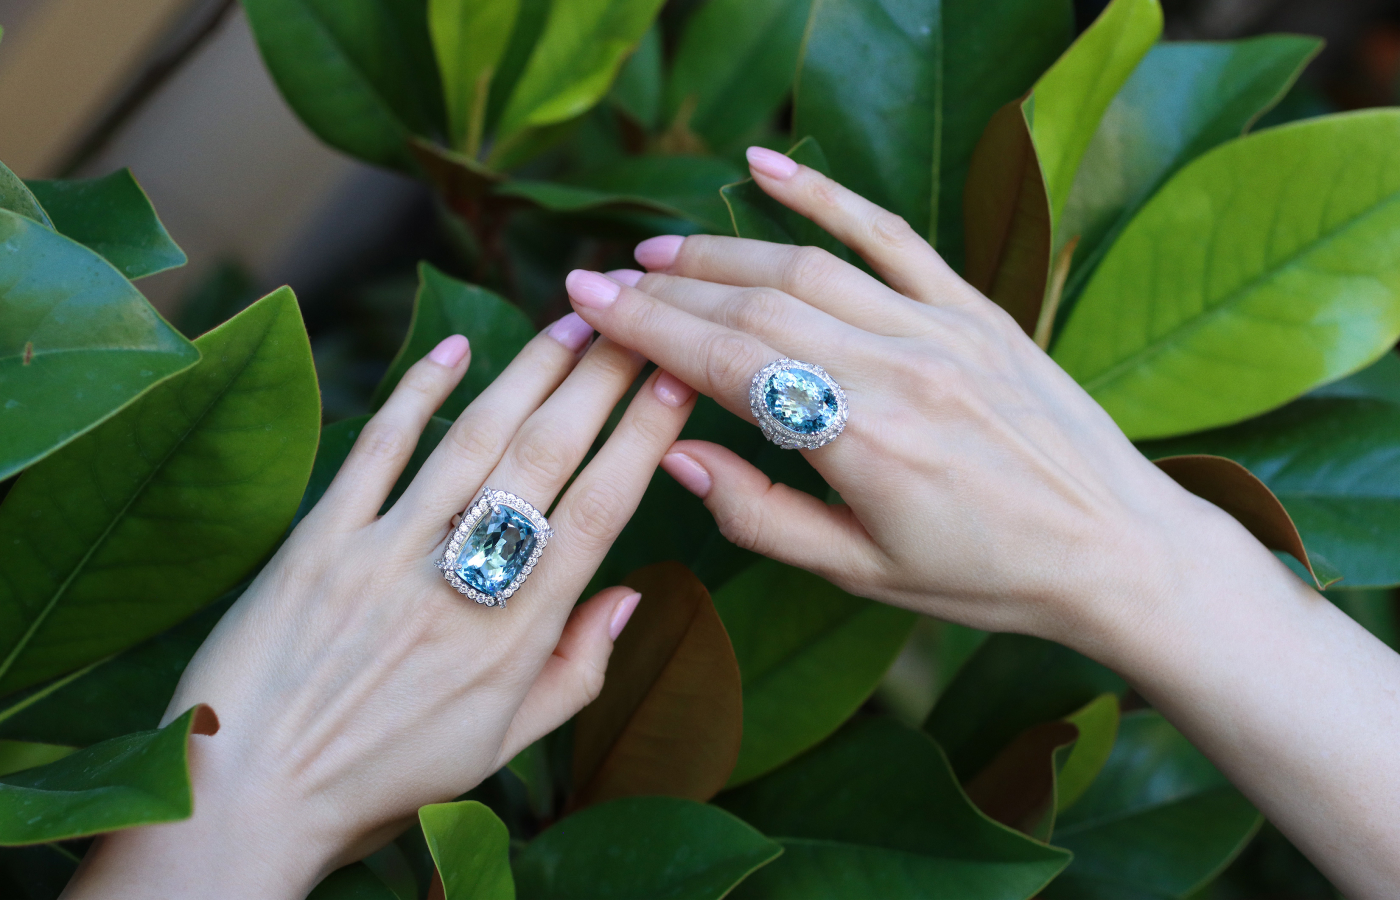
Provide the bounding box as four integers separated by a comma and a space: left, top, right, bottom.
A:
242, 0, 445, 170
0, 209, 199, 481
610, 24, 661, 131
309, 863, 399, 900
926, 633, 1124, 781
1057, 36, 1321, 315
494, 0, 666, 145
1044, 710, 1261, 899
571, 562, 742, 808
514, 797, 780, 900
372, 263, 534, 421
1311, 349, 1400, 405
938, 0, 1074, 271
1154, 454, 1338, 589
409, 137, 505, 206
27, 170, 186, 280
792, 0, 941, 240
1056, 693, 1121, 813
1143, 396, 1400, 587
1054, 110, 1400, 439
430, 0, 519, 154
0, 288, 319, 695
712, 560, 915, 787
420, 801, 514, 900
0, 705, 217, 844
719, 718, 1071, 899
0, 160, 50, 226
720, 137, 852, 261
0, 741, 74, 778
667, 0, 809, 152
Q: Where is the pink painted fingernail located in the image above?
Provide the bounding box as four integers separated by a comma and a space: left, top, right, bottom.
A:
606, 268, 644, 287
546, 312, 593, 352
746, 146, 798, 180
662, 452, 712, 498
653, 370, 695, 408
609, 591, 642, 641
427, 334, 469, 367
635, 235, 685, 270
566, 269, 621, 308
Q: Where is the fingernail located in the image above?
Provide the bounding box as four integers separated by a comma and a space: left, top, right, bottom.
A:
546, 312, 593, 352
635, 235, 685, 270
428, 334, 470, 367
662, 452, 712, 498
605, 268, 644, 287
566, 269, 621, 308
653, 370, 695, 408
746, 146, 798, 180
609, 591, 642, 641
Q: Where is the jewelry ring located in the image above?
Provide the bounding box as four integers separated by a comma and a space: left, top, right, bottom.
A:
437, 487, 552, 608
749, 358, 849, 450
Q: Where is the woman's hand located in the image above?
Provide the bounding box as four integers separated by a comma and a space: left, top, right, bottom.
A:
63, 317, 695, 899
562, 148, 1400, 898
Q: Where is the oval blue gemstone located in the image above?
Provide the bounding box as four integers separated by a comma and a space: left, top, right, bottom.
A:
455, 505, 538, 596
764, 369, 838, 434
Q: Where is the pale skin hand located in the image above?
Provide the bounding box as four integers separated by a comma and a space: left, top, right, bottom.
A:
562, 147, 1400, 897
61, 316, 696, 899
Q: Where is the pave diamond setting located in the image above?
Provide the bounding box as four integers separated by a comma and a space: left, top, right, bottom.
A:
749, 358, 848, 450
436, 487, 552, 608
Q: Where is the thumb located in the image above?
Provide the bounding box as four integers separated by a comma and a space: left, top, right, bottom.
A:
493, 586, 641, 768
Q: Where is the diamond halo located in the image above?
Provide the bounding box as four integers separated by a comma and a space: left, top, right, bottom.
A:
436, 487, 553, 608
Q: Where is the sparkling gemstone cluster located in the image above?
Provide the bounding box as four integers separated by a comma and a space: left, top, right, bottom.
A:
748, 359, 849, 450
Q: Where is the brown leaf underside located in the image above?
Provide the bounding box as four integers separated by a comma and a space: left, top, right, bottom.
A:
964, 720, 1078, 838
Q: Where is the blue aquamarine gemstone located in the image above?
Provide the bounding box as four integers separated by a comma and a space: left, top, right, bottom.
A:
764, 369, 838, 434
455, 505, 538, 596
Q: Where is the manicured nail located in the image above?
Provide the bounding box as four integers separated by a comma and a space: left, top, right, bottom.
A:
634, 235, 685, 270
546, 312, 593, 352
605, 268, 644, 287
662, 452, 712, 499
427, 334, 469, 367
653, 370, 695, 407
565, 269, 621, 308
746, 146, 798, 180
609, 591, 642, 641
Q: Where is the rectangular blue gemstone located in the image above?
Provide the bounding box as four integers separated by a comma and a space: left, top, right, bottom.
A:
455, 505, 538, 596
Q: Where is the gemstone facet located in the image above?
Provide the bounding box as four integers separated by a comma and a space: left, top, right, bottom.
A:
764, 369, 838, 434
455, 505, 538, 597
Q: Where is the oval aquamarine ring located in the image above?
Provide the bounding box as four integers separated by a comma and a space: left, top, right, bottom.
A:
436, 487, 552, 608
749, 358, 849, 450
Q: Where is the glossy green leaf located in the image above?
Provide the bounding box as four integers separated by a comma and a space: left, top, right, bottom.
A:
0, 704, 217, 844
712, 560, 915, 787
1141, 396, 1400, 587
719, 718, 1071, 899
431, 0, 518, 154
1058, 36, 1320, 314
939, 0, 1074, 270
243, 0, 445, 170
514, 796, 780, 900
0, 591, 235, 747
26, 170, 187, 279
1311, 348, 1400, 405
0, 209, 199, 482
926, 633, 1124, 781
1026, 0, 1161, 238
0, 160, 50, 227
494, 0, 667, 145
296, 416, 451, 525
482, 0, 551, 139
309, 863, 399, 900
720, 137, 852, 262
498, 156, 744, 234
1056, 111, 1400, 439
372, 263, 534, 421
792, 0, 941, 240
0, 742, 74, 778
420, 801, 514, 900
1044, 711, 1261, 899
1057, 693, 1121, 813
610, 23, 661, 131
0, 288, 319, 695
667, 0, 810, 152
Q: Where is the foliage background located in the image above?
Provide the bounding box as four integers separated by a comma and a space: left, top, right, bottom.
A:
2, 0, 1400, 898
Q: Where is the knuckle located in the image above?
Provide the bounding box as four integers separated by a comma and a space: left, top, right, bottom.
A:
728, 288, 789, 336
783, 245, 839, 297
449, 419, 504, 462
702, 331, 764, 396
354, 421, 409, 463
512, 425, 575, 483
396, 362, 443, 402
716, 497, 765, 552
578, 658, 607, 704
567, 482, 628, 548
869, 210, 917, 250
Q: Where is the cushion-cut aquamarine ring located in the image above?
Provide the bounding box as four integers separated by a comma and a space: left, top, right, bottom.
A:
749, 358, 849, 450
436, 487, 553, 608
